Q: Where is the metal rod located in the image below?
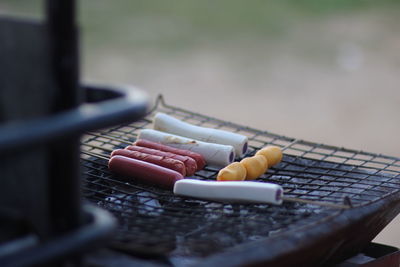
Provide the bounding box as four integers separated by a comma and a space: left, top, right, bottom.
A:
282, 197, 350, 209
82, 151, 109, 161
83, 143, 114, 153
46, 0, 82, 234
87, 132, 134, 145
46, 0, 81, 109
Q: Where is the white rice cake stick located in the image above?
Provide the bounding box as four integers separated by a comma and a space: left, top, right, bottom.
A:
138, 129, 235, 167
153, 113, 248, 157
173, 179, 283, 205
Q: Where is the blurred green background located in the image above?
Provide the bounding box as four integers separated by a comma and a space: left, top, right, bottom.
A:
1, 0, 399, 247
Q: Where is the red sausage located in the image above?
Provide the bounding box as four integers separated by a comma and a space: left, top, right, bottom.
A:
125, 145, 197, 176
111, 149, 186, 176
134, 139, 206, 171
108, 155, 183, 189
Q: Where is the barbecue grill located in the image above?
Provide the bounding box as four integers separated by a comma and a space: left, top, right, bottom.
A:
1, 0, 400, 266
81, 95, 400, 266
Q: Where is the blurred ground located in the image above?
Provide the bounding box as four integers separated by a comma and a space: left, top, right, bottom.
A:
2, 0, 399, 249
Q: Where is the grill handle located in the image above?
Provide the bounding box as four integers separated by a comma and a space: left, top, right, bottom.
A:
0, 84, 148, 154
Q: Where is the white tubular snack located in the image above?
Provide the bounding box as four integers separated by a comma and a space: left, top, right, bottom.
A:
137, 129, 235, 167
173, 179, 283, 205
153, 113, 248, 157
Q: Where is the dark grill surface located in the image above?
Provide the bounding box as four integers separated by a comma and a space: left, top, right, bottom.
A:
81, 96, 400, 259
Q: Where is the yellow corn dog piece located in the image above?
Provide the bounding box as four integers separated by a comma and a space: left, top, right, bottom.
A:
217, 162, 247, 181
216, 146, 282, 181
256, 146, 283, 167
240, 155, 268, 180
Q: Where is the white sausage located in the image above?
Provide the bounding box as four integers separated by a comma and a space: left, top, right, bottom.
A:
173, 179, 283, 205
137, 129, 235, 167
153, 113, 248, 157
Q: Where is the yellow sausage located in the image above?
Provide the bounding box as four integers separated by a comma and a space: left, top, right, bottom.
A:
256, 146, 283, 167
240, 155, 268, 180
217, 162, 247, 181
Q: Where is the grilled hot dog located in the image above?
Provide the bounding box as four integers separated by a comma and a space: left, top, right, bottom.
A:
108, 155, 183, 189
134, 139, 205, 171
125, 145, 197, 176
111, 149, 186, 176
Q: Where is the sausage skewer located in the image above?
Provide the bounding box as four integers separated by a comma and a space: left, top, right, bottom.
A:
134, 139, 205, 171
111, 149, 187, 176
85, 132, 204, 173
137, 129, 235, 167
125, 145, 197, 176
174, 179, 351, 208
174, 179, 283, 205
109, 155, 184, 189
153, 112, 248, 157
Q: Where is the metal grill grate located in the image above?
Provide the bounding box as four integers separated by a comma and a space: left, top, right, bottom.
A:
81, 95, 400, 259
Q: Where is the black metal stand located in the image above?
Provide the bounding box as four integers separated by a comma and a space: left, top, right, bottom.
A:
0, 0, 149, 266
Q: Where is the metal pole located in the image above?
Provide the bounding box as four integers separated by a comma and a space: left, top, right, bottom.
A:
46, 0, 82, 235
46, 0, 81, 108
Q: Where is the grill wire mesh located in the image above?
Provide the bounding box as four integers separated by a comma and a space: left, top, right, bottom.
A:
81, 96, 400, 260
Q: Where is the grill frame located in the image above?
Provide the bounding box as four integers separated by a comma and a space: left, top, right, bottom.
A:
81, 95, 400, 266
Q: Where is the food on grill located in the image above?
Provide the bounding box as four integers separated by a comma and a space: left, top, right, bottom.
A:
108, 155, 183, 189
138, 129, 235, 167
111, 149, 187, 176
153, 112, 248, 157
173, 179, 283, 204
217, 162, 247, 181
255, 146, 283, 167
217, 155, 268, 181
83, 96, 400, 265
240, 155, 268, 180
125, 145, 197, 176
134, 139, 205, 171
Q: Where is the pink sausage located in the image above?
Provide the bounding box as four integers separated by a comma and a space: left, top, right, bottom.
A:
134, 139, 206, 171
111, 149, 186, 176
108, 155, 183, 189
125, 145, 197, 176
